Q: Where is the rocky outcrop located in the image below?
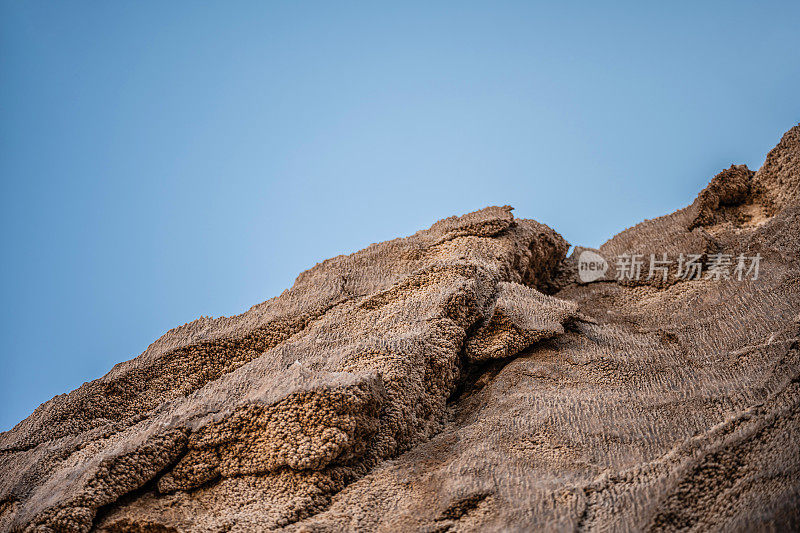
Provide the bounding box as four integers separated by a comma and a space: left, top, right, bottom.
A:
1, 125, 799, 532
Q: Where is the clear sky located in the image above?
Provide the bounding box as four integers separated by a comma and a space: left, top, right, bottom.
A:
1, 1, 798, 431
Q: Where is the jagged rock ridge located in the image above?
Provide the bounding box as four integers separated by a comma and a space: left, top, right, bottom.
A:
1, 125, 799, 532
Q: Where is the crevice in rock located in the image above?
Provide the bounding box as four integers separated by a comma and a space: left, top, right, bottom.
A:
447, 350, 515, 407
91, 444, 191, 531
436, 491, 492, 521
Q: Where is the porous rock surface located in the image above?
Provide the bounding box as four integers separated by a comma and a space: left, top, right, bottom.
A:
1, 125, 799, 532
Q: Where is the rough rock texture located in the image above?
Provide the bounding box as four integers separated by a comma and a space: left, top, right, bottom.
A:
1, 125, 799, 532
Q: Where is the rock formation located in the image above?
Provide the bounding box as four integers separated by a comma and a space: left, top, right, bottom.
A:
1, 125, 799, 532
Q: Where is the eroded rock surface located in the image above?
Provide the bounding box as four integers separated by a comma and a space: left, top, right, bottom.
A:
1, 125, 799, 532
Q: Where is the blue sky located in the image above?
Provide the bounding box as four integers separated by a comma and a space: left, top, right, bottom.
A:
1, 1, 798, 430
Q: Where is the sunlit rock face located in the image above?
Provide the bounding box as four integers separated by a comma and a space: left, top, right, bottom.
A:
1, 126, 799, 532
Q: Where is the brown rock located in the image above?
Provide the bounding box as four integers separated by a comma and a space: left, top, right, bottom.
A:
1, 126, 799, 532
